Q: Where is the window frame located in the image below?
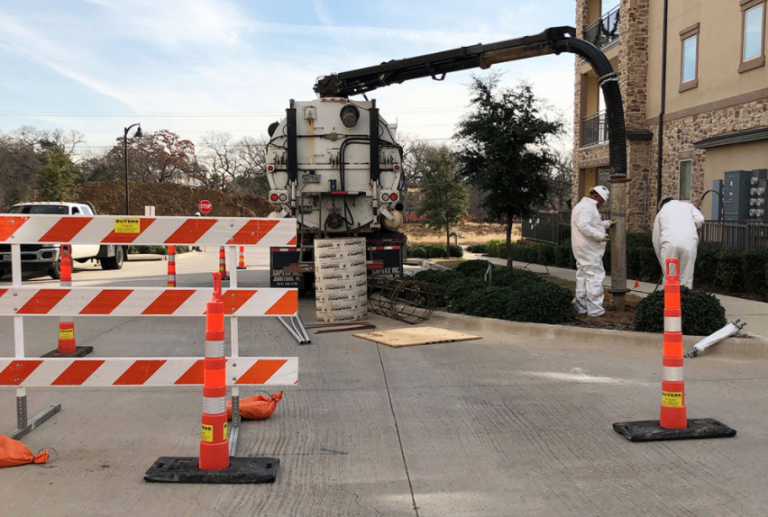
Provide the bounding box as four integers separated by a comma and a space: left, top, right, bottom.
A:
679, 159, 693, 201
740, 0, 766, 73
679, 23, 700, 92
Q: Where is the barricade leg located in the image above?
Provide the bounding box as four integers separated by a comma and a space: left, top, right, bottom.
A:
167, 245, 177, 288
143, 272, 280, 484
613, 259, 736, 442
8, 243, 60, 439
43, 244, 93, 358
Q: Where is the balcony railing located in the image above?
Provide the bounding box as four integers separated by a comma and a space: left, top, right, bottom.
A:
583, 6, 620, 50
581, 111, 609, 147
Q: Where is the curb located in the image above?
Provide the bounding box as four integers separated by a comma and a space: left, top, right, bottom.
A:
428, 311, 768, 359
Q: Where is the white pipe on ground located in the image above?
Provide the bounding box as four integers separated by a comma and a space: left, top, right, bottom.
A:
685, 320, 746, 358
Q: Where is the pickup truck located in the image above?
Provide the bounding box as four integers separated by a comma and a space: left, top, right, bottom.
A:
0, 202, 127, 279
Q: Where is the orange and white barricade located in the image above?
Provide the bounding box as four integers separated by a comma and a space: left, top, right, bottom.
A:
0, 214, 297, 483
613, 259, 736, 442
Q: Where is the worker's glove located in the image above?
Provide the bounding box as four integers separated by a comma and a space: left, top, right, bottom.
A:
608, 219, 617, 228
600, 234, 610, 242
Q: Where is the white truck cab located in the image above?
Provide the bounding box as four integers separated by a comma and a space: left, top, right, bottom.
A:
1, 201, 127, 279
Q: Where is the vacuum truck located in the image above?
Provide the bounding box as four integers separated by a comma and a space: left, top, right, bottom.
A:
266, 98, 406, 292
267, 26, 629, 296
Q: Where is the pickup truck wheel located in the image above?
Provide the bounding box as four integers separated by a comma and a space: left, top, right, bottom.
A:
48, 260, 61, 280
101, 246, 124, 271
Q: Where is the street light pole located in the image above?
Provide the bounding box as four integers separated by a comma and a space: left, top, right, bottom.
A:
123, 123, 142, 215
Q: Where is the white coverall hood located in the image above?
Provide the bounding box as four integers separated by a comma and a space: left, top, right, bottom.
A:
571, 197, 611, 317
653, 200, 705, 289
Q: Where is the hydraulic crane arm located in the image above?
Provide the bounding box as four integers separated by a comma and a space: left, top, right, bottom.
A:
314, 26, 626, 177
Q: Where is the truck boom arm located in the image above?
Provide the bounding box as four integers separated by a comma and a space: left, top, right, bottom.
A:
314, 26, 626, 177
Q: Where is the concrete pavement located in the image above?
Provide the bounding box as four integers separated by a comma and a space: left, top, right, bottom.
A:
466, 251, 768, 339
3, 249, 768, 516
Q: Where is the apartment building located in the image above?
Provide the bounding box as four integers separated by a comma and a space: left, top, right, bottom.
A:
573, 0, 768, 229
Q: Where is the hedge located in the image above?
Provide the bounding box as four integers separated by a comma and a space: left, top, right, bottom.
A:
406, 243, 463, 258
634, 287, 726, 335
465, 244, 486, 254
479, 235, 767, 294
127, 245, 191, 255
414, 260, 574, 324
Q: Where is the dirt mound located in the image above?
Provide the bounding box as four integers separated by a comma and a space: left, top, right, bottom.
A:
74, 181, 274, 217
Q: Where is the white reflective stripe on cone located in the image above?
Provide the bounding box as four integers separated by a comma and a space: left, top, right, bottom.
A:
203, 396, 226, 415
205, 340, 225, 358
61, 281, 72, 287
664, 317, 682, 333
60, 316, 73, 324
663, 366, 684, 382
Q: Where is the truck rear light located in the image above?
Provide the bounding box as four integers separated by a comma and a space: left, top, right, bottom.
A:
394, 165, 400, 171
268, 166, 274, 172
390, 193, 398, 201
381, 193, 390, 201
270, 194, 279, 202
279, 194, 288, 202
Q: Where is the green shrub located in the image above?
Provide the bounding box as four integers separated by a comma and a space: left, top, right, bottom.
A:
486, 239, 504, 258
639, 248, 662, 283
455, 260, 492, 279
491, 267, 545, 290
634, 287, 727, 335
466, 244, 486, 254
128, 245, 181, 255
627, 232, 653, 248
503, 281, 574, 324
406, 244, 463, 259
717, 251, 744, 292
742, 249, 767, 292
695, 246, 720, 286
442, 277, 484, 310
536, 245, 556, 266
413, 270, 463, 307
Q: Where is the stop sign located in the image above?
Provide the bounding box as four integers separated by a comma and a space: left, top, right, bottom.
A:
198, 200, 212, 214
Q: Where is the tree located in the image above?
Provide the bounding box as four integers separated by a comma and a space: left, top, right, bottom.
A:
455, 75, 563, 267
417, 146, 468, 257
0, 135, 39, 209
36, 145, 81, 201
106, 129, 197, 183
233, 135, 270, 197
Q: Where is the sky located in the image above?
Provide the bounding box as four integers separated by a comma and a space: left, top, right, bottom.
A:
0, 0, 587, 154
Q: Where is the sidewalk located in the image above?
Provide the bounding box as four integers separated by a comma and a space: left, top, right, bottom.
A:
464, 251, 768, 339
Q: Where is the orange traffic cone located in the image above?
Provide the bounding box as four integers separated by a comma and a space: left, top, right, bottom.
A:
199, 272, 229, 471
43, 245, 92, 357
613, 258, 736, 442
237, 246, 246, 270
219, 246, 229, 281
167, 246, 177, 288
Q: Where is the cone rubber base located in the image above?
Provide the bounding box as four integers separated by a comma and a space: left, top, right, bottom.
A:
237, 266, 246, 270
613, 418, 736, 442
144, 456, 279, 484
42, 346, 94, 358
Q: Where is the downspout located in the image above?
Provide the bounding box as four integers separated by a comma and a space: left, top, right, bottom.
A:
656, 0, 669, 204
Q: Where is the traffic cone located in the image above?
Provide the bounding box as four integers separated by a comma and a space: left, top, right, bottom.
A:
219, 246, 229, 281
167, 246, 177, 288
199, 272, 229, 471
613, 258, 736, 442
237, 246, 246, 270
43, 245, 93, 357
58, 245, 76, 354
143, 270, 281, 483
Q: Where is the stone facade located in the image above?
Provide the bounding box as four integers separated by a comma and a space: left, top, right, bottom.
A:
573, 0, 768, 230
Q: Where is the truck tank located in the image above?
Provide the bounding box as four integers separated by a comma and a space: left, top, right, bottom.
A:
266, 98, 404, 233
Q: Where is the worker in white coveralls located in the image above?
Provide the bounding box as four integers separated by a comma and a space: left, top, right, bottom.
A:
571, 186, 614, 317
652, 197, 705, 289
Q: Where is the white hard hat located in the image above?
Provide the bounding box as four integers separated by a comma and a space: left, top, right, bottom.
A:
591, 185, 610, 203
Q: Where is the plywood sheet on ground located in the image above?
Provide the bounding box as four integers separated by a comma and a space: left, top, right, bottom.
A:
354, 326, 480, 348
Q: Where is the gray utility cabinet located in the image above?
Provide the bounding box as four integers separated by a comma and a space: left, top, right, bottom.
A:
723, 169, 768, 222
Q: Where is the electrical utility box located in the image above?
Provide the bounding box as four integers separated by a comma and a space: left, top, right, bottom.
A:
723, 170, 753, 221
711, 179, 723, 220
748, 169, 768, 222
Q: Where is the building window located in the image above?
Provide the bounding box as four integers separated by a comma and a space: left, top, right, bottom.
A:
679, 23, 699, 92
740, 0, 766, 73
679, 160, 693, 201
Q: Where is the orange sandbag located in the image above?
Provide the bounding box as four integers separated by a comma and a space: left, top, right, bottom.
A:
0, 435, 49, 468
226, 391, 283, 421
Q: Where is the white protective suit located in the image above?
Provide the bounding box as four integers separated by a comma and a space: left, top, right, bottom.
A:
653, 200, 705, 289
571, 197, 611, 317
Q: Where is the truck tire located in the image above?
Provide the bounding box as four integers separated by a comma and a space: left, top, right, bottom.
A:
101, 246, 125, 271
48, 260, 61, 280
